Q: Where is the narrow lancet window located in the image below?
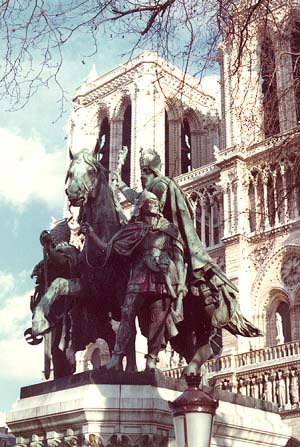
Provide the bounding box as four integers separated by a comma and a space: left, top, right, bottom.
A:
261, 37, 280, 137
122, 105, 132, 185
95, 117, 110, 170
291, 20, 300, 124
181, 118, 192, 173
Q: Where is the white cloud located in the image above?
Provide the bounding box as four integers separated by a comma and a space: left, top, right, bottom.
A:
0, 291, 31, 338
0, 128, 65, 209
201, 74, 221, 114
0, 272, 14, 298
0, 272, 43, 380
0, 411, 6, 427
0, 337, 43, 381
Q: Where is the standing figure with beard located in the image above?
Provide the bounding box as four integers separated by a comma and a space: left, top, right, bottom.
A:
113, 147, 262, 376
82, 191, 187, 371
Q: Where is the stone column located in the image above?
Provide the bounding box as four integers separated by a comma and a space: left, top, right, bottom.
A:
236, 166, 250, 235
167, 119, 181, 177
226, 184, 232, 237
272, 170, 279, 226
218, 189, 224, 240
222, 47, 234, 148
284, 371, 291, 409
280, 162, 288, 224
290, 164, 297, 219
232, 179, 238, 234
262, 169, 270, 229
200, 129, 208, 166
200, 192, 207, 247
109, 119, 123, 173
251, 176, 259, 232
190, 130, 202, 169
209, 193, 214, 247
133, 76, 165, 183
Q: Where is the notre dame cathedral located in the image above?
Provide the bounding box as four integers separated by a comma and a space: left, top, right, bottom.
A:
64, 3, 300, 438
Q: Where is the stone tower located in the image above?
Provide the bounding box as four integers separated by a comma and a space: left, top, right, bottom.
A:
66, 50, 220, 189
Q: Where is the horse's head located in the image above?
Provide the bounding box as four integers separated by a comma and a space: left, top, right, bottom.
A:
65, 149, 106, 206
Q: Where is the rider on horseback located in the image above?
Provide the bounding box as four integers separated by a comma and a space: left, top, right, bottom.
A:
113, 147, 263, 376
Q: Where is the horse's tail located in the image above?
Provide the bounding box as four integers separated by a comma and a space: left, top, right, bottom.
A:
213, 283, 263, 338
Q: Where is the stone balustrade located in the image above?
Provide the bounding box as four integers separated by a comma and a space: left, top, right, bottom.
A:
163, 341, 300, 411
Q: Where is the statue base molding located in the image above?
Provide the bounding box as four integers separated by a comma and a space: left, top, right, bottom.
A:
6, 370, 292, 447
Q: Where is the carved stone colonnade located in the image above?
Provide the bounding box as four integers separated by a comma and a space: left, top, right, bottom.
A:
165, 340, 300, 412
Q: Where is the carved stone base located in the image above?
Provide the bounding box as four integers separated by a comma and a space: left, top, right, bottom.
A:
6, 369, 292, 447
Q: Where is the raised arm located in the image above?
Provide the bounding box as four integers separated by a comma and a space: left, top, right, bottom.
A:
112, 171, 139, 204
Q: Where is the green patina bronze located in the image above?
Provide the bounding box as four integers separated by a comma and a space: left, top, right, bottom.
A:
26, 147, 262, 380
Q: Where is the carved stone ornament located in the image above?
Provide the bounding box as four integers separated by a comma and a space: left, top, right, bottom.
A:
250, 245, 270, 270
281, 255, 300, 286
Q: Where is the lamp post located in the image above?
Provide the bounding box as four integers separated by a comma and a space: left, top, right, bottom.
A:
169, 375, 218, 447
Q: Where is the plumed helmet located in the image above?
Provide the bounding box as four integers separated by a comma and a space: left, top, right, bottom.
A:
139, 147, 162, 175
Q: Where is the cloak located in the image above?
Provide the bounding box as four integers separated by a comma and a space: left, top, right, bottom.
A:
146, 175, 262, 339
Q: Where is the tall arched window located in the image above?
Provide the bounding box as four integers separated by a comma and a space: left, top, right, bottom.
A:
261, 36, 280, 138
276, 302, 292, 343
248, 180, 256, 232
295, 166, 300, 216
291, 293, 300, 340
194, 187, 222, 248
291, 20, 300, 124
266, 293, 291, 346
181, 118, 192, 173
165, 110, 170, 176
122, 104, 132, 185
95, 117, 110, 170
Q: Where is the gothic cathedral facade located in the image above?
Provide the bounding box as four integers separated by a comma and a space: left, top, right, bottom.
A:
66, 3, 300, 436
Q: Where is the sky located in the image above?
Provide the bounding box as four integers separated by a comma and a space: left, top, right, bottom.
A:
0, 28, 220, 418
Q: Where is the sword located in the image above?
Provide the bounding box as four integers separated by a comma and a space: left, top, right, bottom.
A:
42, 241, 52, 380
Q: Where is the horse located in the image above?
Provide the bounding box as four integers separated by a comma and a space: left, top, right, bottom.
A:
29, 149, 132, 378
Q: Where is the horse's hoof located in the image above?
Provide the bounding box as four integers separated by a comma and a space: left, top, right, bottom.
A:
125, 364, 138, 373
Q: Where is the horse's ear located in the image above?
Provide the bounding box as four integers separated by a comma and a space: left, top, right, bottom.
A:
69, 150, 74, 160
65, 171, 70, 184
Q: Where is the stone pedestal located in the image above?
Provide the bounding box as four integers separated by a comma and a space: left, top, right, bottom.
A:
7, 370, 292, 447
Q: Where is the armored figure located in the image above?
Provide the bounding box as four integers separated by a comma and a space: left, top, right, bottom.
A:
82, 191, 186, 370
27, 220, 81, 378
114, 147, 262, 375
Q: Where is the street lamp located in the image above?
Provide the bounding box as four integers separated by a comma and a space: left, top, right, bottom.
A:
169, 375, 218, 447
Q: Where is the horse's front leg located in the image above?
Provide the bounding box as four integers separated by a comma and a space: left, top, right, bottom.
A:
32, 278, 81, 336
